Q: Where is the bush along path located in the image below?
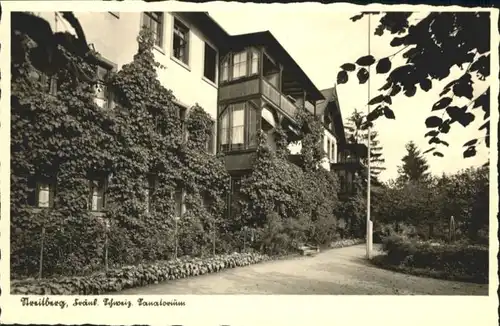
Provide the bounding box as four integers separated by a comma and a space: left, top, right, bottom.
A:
11, 239, 365, 295
370, 235, 488, 284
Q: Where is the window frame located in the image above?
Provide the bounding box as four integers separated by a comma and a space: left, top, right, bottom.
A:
203, 42, 218, 85
34, 178, 56, 209
141, 12, 164, 48
144, 174, 158, 214
88, 175, 108, 212
93, 56, 116, 110
171, 17, 190, 67
219, 47, 260, 84
173, 187, 186, 219
219, 101, 259, 153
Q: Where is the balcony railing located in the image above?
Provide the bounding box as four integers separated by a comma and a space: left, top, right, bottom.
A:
261, 79, 298, 120
219, 77, 260, 101
219, 77, 300, 122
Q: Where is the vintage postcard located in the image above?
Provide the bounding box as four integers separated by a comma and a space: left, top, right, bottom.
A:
0, 1, 498, 325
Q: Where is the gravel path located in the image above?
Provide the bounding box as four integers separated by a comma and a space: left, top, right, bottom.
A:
117, 244, 488, 295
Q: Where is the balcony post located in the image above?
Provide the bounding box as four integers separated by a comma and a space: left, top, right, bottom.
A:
279, 63, 283, 92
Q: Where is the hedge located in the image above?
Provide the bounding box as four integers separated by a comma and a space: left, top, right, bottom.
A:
376, 235, 488, 283
12, 252, 273, 295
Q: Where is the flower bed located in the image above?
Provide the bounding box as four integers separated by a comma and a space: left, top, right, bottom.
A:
329, 238, 365, 249
11, 252, 272, 295
372, 235, 488, 284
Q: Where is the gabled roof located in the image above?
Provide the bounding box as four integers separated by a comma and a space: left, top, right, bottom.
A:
225, 31, 325, 102
316, 86, 346, 145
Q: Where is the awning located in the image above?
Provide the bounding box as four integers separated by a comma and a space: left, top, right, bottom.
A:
261, 107, 276, 128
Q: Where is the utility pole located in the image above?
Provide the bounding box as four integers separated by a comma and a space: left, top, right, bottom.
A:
366, 13, 373, 259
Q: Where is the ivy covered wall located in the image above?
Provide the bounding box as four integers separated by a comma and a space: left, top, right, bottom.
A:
11, 29, 230, 277
11, 23, 360, 278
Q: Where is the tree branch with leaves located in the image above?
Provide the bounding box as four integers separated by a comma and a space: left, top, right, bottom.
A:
337, 12, 490, 160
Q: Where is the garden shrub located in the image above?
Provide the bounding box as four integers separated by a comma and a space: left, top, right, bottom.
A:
380, 236, 488, 283
373, 167, 489, 244
237, 111, 345, 254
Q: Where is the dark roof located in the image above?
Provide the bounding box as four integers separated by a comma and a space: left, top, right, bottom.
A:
179, 12, 231, 49
224, 31, 325, 101
184, 14, 324, 103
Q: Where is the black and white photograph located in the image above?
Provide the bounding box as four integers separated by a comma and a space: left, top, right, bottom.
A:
0, 1, 498, 325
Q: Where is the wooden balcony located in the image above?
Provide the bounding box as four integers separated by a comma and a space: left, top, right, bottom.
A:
219, 77, 260, 101
219, 76, 300, 123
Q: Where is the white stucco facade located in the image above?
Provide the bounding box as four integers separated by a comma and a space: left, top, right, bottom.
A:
35, 12, 219, 121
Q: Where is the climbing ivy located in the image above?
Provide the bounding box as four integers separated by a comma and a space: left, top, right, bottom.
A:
11, 27, 229, 277
237, 110, 344, 254
11, 23, 361, 277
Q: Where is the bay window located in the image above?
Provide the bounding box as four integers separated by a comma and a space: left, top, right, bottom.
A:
220, 48, 260, 83
219, 102, 258, 152
232, 51, 247, 79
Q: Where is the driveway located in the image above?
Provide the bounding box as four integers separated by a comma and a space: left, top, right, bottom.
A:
117, 244, 488, 295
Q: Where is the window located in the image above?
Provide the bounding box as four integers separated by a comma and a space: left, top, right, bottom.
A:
331, 141, 336, 162
36, 180, 55, 208
173, 18, 189, 65
142, 12, 164, 47
219, 102, 258, 152
144, 175, 157, 214
220, 49, 259, 83
231, 105, 245, 148
174, 188, 185, 218
89, 177, 107, 211
221, 56, 229, 82
94, 62, 113, 109
250, 49, 259, 75
203, 43, 217, 83
327, 139, 331, 159
38, 74, 58, 95
232, 51, 247, 79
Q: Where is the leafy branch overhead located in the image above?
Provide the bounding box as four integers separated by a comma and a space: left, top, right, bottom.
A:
337, 12, 490, 159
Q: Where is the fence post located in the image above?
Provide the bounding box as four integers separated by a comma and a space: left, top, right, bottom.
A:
243, 231, 246, 253
174, 216, 179, 259
212, 221, 216, 256
104, 222, 109, 272
449, 215, 456, 243
38, 226, 45, 279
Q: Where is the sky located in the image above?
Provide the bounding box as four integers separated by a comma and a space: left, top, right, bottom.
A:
209, 10, 490, 182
